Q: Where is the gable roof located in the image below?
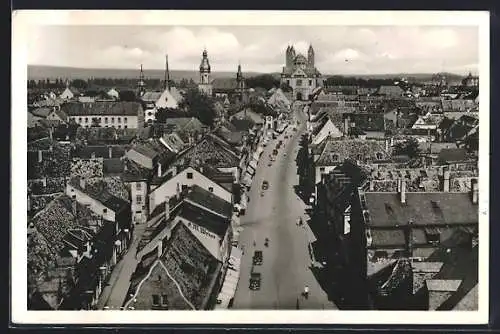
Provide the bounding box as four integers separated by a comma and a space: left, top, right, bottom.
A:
316, 138, 389, 166
169, 87, 184, 103
438, 148, 468, 163
141, 91, 162, 103
31, 108, 53, 118
175, 201, 230, 238
126, 222, 221, 310
185, 184, 233, 219
156, 88, 179, 109
212, 78, 238, 91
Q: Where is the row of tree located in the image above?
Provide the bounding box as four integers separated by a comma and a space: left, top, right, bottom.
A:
27, 77, 198, 90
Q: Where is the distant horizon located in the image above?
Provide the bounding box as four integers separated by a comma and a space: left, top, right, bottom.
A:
28, 64, 476, 79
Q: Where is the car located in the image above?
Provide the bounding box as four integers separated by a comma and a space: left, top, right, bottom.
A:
273, 149, 278, 155
253, 250, 263, 265
268, 162, 272, 167
262, 181, 269, 190
249, 272, 262, 290
284, 135, 288, 139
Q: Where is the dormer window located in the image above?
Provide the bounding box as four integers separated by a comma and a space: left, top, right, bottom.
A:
376, 152, 383, 160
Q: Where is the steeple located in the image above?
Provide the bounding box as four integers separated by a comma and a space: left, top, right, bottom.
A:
164, 54, 170, 91
198, 48, 213, 96
236, 61, 243, 81
308, 44, 315, 68
137, 64, 145, 96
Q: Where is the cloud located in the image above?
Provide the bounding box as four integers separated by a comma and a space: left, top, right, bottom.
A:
27, 25, 479, 75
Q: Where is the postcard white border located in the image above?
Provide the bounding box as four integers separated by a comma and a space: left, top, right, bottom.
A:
12, 10, 490, 325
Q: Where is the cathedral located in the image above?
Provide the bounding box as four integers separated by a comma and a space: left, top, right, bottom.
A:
280, 44, 322, 101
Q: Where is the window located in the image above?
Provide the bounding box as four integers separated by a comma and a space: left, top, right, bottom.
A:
376, 152, 383, 160
136, 195, 142, 204
136, 183, 142, 190
118, 125, 121, 129
124, 117, 128, 123
320, 167, 325, 173
124, 125, 128, 129
152, 294, 160, 306
296, 79, 302, 86
85, 117, 89, 123
111, 117, 115, 123
162, 295, 168, 306
287, 80, 290, 85
331, 154, 339, 162
98, 117, 102, 123
208, 187, 214, 193
105, 117, 108, 124
78, 117, 82, 123
148, 112, 153, 116
182, 184, 188, 191
309, 80, 312, 86
118, 117, 121, 123
186, 172, 193, 179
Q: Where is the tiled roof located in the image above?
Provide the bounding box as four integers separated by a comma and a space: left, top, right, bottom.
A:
62, 101, 142, 116
438, 148, 468, 163
75, 127, 137, 145
347, 113, 385, 132
176, 201, 231, 238
141, 91, 162, 102
185, 185, 233, 219
212, 78, 238, 91
71, 145, 127, 159
27, 144, 71, 179
363, 192, 478, 227
31, 108, 53, 118
378, 85, 404, 96
316, 138, 389, 166
69, 176, 130, 212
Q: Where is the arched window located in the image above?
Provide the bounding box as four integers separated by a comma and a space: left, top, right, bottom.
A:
376, 152, 383, 160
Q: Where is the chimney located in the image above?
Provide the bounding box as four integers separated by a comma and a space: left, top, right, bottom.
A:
176, 183, 181, 200
49, 127, 53, 140
385, 139, 389, 153
390, 137, 394, 147
80, 177, 86, 189
38, 150, 43, 163
157, 239, 163, 258
71, 195, 77, 216
157, 162, 162, 178
369, 180, 374, 191
471, 178, 478, 204
397, 178, 401, 192
400, 180, 406, 204
164, 196, 170, 220
42, 177, 47, 187
108, 146, 113, 159
443, 170, 450, 192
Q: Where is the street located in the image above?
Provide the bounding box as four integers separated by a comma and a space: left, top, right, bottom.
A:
232, 102, 338, 310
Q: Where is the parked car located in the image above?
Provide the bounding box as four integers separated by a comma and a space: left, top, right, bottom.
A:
253, 250, 263, 265
249, 272, 261, 290
262, 180, 269, 190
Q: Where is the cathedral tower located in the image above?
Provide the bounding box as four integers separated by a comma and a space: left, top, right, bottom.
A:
236, 62, 246, 102
307, 44, 315, 69
198, 49, 213, 96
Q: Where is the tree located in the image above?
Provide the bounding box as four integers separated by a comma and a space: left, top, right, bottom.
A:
119, 90, 138, 102
280, 82, 293, 93
179, 88, 216, 127
393, 138, 421, 158
71, 79, 88, 90
245, 74, 280, 91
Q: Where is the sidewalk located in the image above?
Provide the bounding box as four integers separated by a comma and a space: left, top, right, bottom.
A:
96, 223, 147, 310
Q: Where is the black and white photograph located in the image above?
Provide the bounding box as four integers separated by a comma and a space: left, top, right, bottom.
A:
12, 10, 489, 325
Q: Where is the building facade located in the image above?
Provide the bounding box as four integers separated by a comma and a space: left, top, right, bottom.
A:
280, 45, 322, 101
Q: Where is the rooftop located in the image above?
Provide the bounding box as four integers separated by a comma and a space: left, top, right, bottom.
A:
363, 192, 478, 227
69, 176, 130, 213
185, 185, 233, 219
62, 101, 143, 116
176, 201, 231, 238
316, 138, 389, 166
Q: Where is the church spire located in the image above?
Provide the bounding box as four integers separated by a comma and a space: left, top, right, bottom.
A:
137, 64, 145, 96
164, 54, 170, 91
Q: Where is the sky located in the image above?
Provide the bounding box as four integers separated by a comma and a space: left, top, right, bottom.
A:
27, 25, 479, 75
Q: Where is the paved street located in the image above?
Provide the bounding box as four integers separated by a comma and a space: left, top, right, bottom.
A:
232, 103, 337, 310
96, 222, 147, 310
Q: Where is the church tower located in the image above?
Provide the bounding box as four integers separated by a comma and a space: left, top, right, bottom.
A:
307, 44, 315, 69
198, 49, 213, 96
137, 64, 146, 97
236, 62, 246, 102
285, 45, 291, 69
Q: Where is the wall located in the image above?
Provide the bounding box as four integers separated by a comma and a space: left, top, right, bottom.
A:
69, 115, 140, 129
148, 167, 232, 215
314, 165, 337, 196
181, 219, 222, 261
282, 76, 318, 101
218, 167, 239, 183
65, 184, 116, 222
130, 181, 149, 224
131, 262, 178, 310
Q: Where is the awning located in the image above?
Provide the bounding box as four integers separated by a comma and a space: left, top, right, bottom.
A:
249, 159, 258, 171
